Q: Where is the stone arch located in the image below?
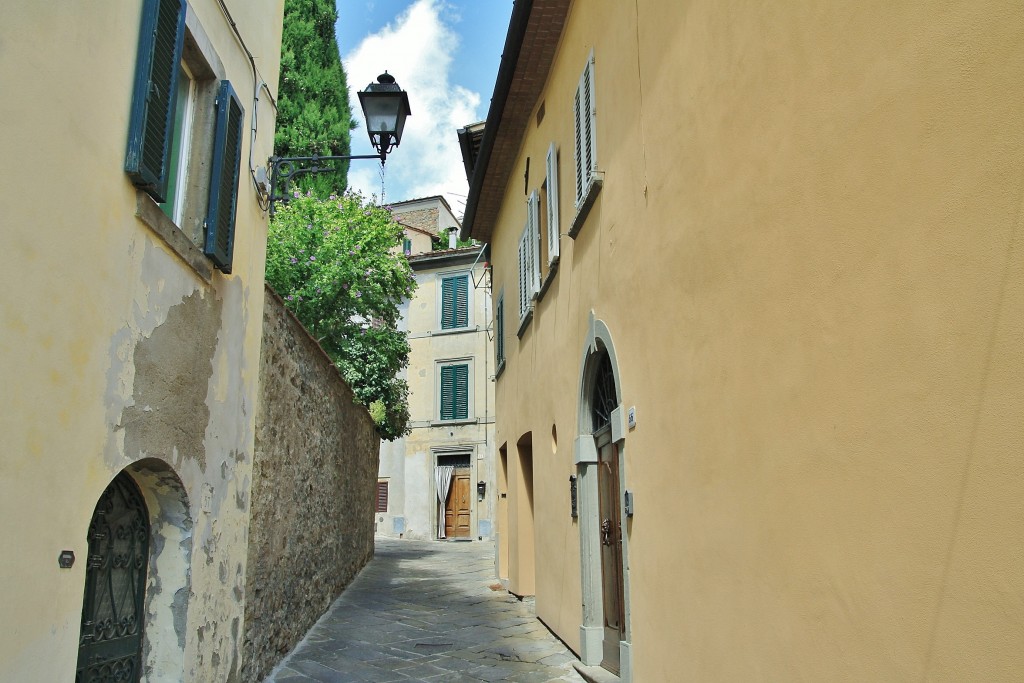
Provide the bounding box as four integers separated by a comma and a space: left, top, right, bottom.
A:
124, 458, 192, 682
574, 312, 632, 679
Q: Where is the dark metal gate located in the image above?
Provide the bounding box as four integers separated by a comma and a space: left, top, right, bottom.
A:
76, 472, 149, 682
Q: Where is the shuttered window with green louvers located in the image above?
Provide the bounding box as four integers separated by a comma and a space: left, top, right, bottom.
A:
440, 274, 469, 329
204, 81, 244, 273
125, 0, 187, 202
495, 293, 505, 368
439, 364, 469, 421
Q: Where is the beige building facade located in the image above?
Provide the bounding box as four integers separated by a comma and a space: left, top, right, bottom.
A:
462, 1, 1024, 681
1, 1, 283, 680
377, 199, 496, 542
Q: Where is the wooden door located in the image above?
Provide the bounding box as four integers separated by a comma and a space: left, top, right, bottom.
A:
444, 471, 472, 539
597, 437, 625, 674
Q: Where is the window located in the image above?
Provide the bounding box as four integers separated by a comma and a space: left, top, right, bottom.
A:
439, 362, 470, 421
162, 62, 196, 224
495, 291, 506, 372
125, 0, 244, 273
545, 143, 560, 265
439, 273, 470, 330
376, 481, 389, 513
573, 51, 598, 208
403, 238, 412, 256
517, 193, 541, 323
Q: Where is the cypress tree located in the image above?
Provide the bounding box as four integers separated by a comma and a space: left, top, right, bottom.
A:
275, 0, 355, 197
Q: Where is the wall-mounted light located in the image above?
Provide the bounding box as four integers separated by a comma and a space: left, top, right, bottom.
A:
268, 72, 411, 210
357, 71, 411, 159
569, 474, 578, 519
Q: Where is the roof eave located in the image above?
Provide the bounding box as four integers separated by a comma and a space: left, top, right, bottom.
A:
460, 0, 570, 243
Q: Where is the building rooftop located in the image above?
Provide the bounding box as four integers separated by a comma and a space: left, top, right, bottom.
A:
460, 0, 572, 243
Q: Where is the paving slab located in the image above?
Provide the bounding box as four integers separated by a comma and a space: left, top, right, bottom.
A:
266, 537, 585, 683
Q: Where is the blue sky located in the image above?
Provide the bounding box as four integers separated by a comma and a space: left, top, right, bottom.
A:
335, 0, 513, 216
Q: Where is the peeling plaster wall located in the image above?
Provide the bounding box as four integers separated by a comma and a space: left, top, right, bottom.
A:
0, 1, 283, 681
242, 287, 379, 682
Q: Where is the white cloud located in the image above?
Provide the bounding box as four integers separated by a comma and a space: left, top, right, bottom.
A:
343, 0, 479, 216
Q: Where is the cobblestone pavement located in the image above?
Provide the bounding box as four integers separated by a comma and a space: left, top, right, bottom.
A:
266, 537, 586, 682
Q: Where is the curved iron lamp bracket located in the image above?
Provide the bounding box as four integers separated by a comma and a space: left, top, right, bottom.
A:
268, 151, 386, 212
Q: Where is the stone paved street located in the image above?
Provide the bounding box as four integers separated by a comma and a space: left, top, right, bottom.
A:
266, 537, 586, 682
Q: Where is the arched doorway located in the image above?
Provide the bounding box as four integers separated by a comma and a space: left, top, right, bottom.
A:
76, 472, 150, 682
77, 460, 192, 681
590, 352, 626, 673
576, 315, 632, 679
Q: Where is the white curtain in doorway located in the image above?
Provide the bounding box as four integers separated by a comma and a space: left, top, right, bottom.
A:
435, 465, 454, 539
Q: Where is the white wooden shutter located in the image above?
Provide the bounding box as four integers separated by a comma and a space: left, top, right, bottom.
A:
527, 191, 541, 293
574, 51, 596, 208
546, 143, 559, 264
573, 74, 585, 206
518, 225, 530, 320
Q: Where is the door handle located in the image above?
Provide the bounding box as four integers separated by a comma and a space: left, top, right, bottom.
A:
601, 519, 613, 546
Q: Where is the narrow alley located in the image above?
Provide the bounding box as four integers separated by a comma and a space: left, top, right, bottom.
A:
267, 539, 586, 683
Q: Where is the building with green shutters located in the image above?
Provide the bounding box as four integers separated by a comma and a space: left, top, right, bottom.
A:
376, 198, 496, 544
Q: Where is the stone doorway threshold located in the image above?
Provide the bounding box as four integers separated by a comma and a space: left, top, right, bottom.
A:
573, 661, 622, 683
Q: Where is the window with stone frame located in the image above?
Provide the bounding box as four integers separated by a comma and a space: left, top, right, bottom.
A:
125, 0, 244, 272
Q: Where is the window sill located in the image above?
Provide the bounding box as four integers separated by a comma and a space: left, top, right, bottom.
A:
568, 172, 603, 239
516, 308, 534, 339
134, 190, 213, 283
431, 419, 479, 427
432, 325, 479, 337
537, 259, 559, 301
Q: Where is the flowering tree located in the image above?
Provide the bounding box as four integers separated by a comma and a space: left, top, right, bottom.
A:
265, 192, 416, 440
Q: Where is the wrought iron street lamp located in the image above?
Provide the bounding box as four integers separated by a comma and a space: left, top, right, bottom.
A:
268, 72, 411, 208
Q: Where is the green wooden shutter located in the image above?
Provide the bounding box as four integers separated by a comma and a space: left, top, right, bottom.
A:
495, 295, 505, 366
125, 0, 186, 202
441, 277, 455, 329
440, 365, 456, 420
453, 364, 469, 419
441, 275, 469, 329
454, 276, 468, 327
440, 364, 469, 420
204, 81, 244, 273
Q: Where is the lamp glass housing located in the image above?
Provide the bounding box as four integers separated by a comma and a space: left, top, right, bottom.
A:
358, 74, 411, 154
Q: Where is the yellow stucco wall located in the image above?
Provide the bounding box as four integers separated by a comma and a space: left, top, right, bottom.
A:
0, 1, 283, 680
488, 1, 1024, 680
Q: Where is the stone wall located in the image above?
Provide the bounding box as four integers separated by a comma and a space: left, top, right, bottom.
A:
242, 286, 379, 681
395, 206, 439, 234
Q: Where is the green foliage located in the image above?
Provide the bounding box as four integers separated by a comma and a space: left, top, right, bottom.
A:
276, 0, 356, 197
266, 192, 417, 440
433, 231, 477, 251
368, 400, 387, 425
